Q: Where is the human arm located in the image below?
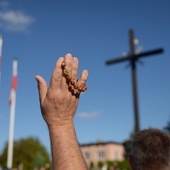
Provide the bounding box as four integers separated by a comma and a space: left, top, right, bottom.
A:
35, 53, 88, 170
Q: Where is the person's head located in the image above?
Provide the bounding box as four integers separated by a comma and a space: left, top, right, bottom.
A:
129, 128, 170, 170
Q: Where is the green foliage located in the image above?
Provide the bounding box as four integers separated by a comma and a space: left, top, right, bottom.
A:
123, 140, 132, 159
89, 161, 94, 169
163, 119, 170, 133
95, 160, 131, 170
98, 161, 103, 169
106, 160, 114, 167
0, 142, 8, 167
117, 160, 131, 170
0, 137, 51, 169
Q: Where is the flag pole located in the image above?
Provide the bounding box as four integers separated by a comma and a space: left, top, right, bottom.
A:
7, 90, 16, 169
7, 59, 18, 169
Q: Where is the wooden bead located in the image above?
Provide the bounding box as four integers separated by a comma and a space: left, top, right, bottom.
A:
61, 62, 66, 69
66, 75, 72, 81
61, 62, 87, 93
63, 69, 69, 75
78, 84, 87, 92
82, 85, 87, 92
74, 84, 78, 89
70, 80, 75, 85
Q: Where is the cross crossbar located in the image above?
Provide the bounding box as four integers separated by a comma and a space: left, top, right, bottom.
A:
106, 48, 163, 65
106, 29, 164, 135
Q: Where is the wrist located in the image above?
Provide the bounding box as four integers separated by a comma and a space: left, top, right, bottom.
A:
47, 117, 74, 130
47, 119, 76, 143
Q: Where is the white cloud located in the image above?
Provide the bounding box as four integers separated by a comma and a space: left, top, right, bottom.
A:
0, 10, 35, 32
77, 112, 100, 119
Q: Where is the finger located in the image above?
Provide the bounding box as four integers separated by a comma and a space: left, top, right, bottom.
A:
69, 57, 79, 95
70, 70, 88, 99
60, 53, 73, 91
50, 57, 64, 90
64, 53, 73, 74
77, 70, 88, 92
72, 57, 79, 80
35, 75, 48, 105
78, 70, 88, 83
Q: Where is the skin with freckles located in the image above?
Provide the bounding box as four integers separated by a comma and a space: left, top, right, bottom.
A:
35, 53, 88, 170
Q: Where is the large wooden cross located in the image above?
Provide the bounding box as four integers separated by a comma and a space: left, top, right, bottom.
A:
106, 29, 163, 135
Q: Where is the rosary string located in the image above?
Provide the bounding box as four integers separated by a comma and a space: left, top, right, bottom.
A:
61, 61, 87, 92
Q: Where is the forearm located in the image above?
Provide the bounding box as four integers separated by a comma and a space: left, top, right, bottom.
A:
48, 120, 88, 170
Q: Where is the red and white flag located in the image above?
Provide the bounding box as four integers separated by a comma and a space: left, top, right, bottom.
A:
7, 59, 18, 169
9, 59, 18, 106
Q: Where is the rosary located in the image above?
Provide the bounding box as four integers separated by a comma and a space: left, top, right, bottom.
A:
61, 61, 87, 93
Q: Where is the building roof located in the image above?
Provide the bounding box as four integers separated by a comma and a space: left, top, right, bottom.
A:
80, 141, 123, 147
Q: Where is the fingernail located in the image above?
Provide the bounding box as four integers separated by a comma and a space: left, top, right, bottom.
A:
35, 76, 39, 82
73, 57, 78, 63
66, 53, 72, 58
83, 70, 88, 75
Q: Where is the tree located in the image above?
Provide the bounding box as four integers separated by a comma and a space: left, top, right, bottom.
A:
163, 118, 170, 133
89, 161, 94, 170
117, 160, 131, 170
122, 139, 132, 159
97, 161, 103, 169
0, 137, 51, 169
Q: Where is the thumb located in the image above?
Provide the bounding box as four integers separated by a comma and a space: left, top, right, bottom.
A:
35, 75, 48, 105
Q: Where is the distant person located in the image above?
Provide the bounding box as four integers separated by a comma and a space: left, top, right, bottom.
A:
36, 53, 88, 170
101, 162, 108, 170
129, 128, 170, 170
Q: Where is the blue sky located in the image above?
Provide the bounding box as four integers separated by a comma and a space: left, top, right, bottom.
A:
0, 0, 170, 153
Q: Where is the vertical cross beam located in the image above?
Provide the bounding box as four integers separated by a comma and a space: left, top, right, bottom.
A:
106, 29, 163, 135
129, 29, 140, 134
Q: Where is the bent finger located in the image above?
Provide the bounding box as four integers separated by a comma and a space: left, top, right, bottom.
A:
71, 57, 79, 80
61, 53, 74, 91
77, 70, 88, 92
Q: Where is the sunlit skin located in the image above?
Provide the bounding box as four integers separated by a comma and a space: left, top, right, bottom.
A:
36, 53, 88, 170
